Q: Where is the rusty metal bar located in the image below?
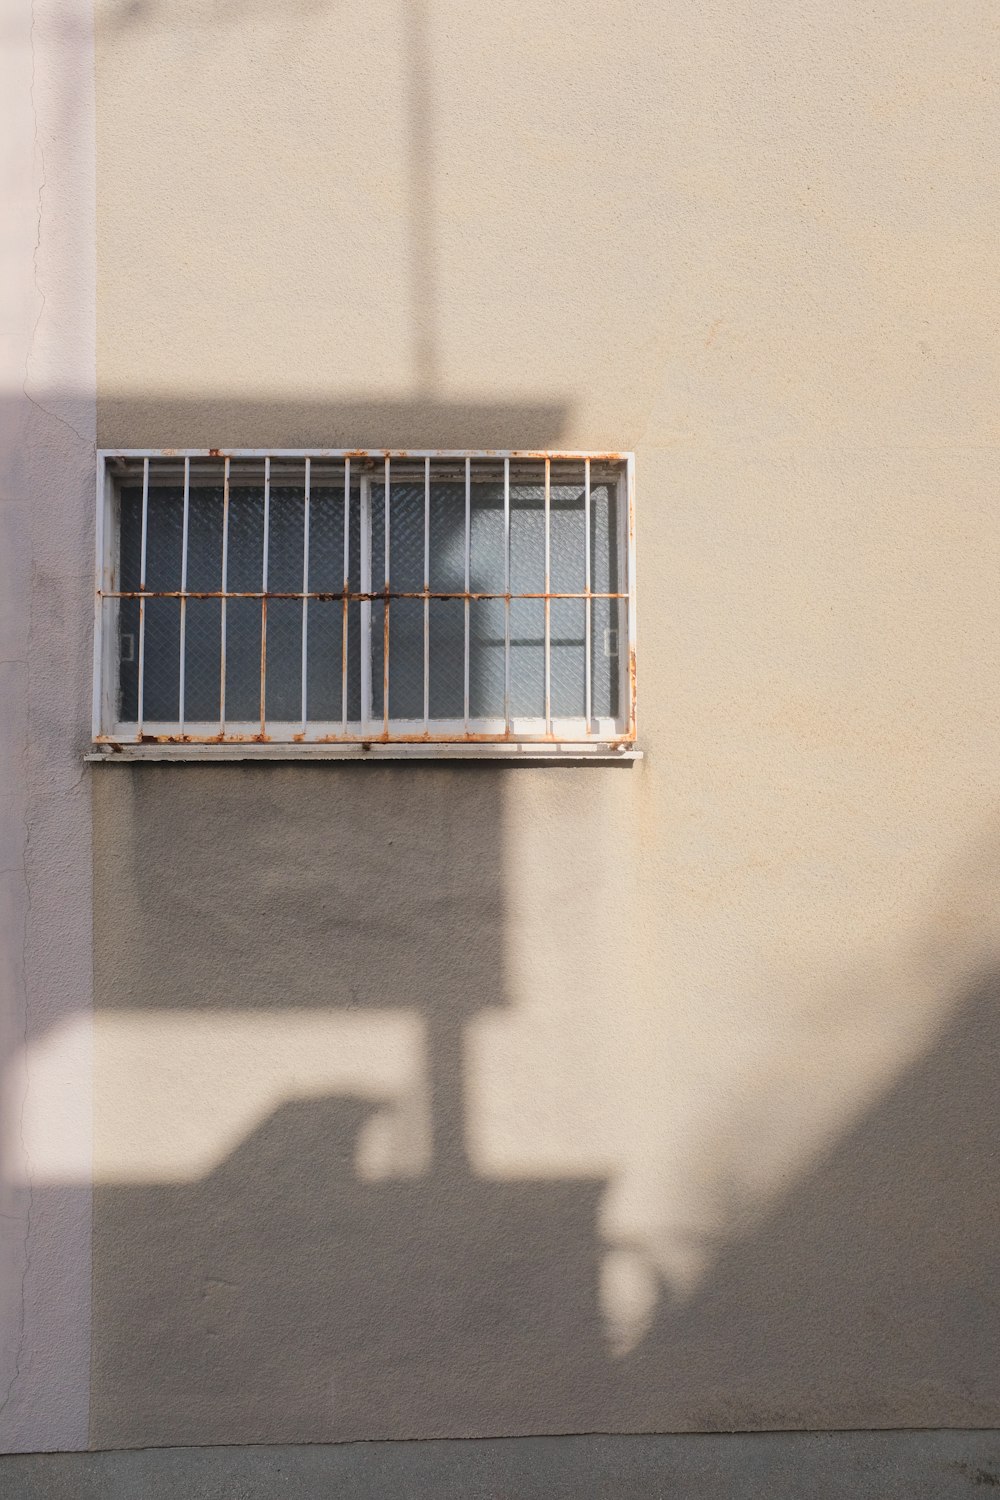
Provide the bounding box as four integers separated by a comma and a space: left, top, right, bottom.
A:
96, 728, 639, 749
359, 472, 372, 729
103, 448, 630, 461
260, 455, 270, 734
301, 457, 311, 732
626, 452, 637, 738
219, 456, 230, 730
383, 456, 390, 734
91, 454, 107, 741
136, 456, 149, 734
96, 450, 637, 749
544, 456, 551, 733
423, 455, 430, 730
106, 588, 628, 602
179, 457, 190, 732
463, 456, 470, 727
584, 457, 592, 732
503, 456, 511, 732
341, 457, 350, 729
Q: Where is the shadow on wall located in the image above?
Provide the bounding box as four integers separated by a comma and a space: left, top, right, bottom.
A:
95, 398, 572, 454
77, 750, 1000, 1445
88, 761, 612, 1446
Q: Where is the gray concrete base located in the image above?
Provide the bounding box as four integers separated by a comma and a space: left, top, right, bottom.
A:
2, 1432, 1000, 1499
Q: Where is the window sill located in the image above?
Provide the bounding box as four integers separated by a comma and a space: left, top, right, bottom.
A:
86, 741, 642, 764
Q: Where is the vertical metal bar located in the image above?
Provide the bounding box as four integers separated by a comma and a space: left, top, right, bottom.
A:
423, 456, 430, 729
463, 455, 471, 726
383, 456, 390, 733
503, 457, 511, 732
543, 455, 551, 732
219, 456, 230, 730
178, 457, 190, 732
91, 452, 107, 739
259, 455, 270, 735
625, 454, 637, 738
341, 457, 350, 729
301, 457, 311, 733
584, 457, 592, 732
360, 473, 372, 730
136, 457, 149, 733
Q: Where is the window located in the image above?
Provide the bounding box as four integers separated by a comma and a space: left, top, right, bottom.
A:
92, 451, 636, 758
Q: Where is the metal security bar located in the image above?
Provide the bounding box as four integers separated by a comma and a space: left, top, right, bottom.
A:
92, 450, 637, 756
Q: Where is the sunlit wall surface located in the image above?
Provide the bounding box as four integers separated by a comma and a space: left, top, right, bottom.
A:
3, 0, 1000, 1454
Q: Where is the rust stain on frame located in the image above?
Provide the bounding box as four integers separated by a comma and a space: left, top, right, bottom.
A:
94, 450, 638, 752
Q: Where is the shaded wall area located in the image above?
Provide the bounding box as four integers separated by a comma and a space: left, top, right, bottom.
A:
87, 754, 1000, 1444
79, 0, 1000, 1453
91, 761, 598, 1445
5, 1432, 1000, 1500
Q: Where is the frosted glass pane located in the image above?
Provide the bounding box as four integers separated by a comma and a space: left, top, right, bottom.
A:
225, 597, 262, 720
549, 462, 586, 594
119, 486, 186, 592
225, 486, 265, 593
263, 598, 302, 721
470, 482, 505, 594
384, 484, 424, 593
184, 598, 221, 721
184, 489, 223, 592
306, 599, 345, 721
590, 483, 618, 594
550, 599, 585, 718
591, 595, 623, 720
426, 480, 464, 593
266, 488, 306, 593
429, 600, 464, 719
116, 596, 139, 720
387, 598, 424, 720
509, 473, 545, 595
141, 598, 181, 720
469, 597, 505, 718
308, 488, 347, 595
510, 598, 544, 718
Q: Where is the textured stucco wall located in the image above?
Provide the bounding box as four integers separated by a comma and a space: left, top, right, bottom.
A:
10, 0, 1000, 1451
0, 0, 95, 1453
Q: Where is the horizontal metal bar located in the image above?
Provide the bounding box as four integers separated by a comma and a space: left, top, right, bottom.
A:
99, 448, 634, 461
102, 590, 629, 602
88, 742, 642, 763
94, 730, 637, 749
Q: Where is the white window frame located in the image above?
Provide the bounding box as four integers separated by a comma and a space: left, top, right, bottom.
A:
90, 450, 638, 761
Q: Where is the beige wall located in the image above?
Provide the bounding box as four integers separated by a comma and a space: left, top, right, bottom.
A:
1, 0, 95, 1453
75, 0, 1000, 1445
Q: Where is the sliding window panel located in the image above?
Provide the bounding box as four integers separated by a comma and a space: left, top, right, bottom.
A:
308, 483, 347, 596
183, 597, 222, 722
387, 597, 424, 721
509, 597, 546, 719
385, 480, 424, 595
141, 597, 182, 722
265, 463, 308, 595
183, 464, 227, 593
549, 597, 586, 720
548, 462, 587, 596
469, 596, 506, 720
591, 594, 623, 721
225, 465, 266, 595
305, 599, 346, 723
428, 599, 465, 720
469, 463, 506, 596
264, 596, 303, 722
428, 475, 467, 595
224, 596, 262, 722
115, 594, 140, 724
508, 462, 546, 597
